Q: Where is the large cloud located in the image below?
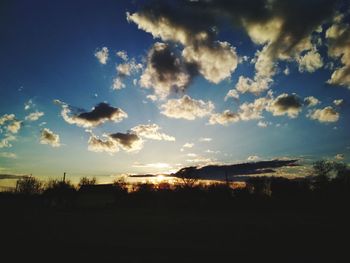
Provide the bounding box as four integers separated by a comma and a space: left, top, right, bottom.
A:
267, 93, 303, 118
130, 124, 175, 141
40, 128, 60, 147
140, 42, 195, 99
160, 95, 214, 120
109, 132, 143, 152
307, 106, 339, 123
55, 101, 127, 128
127, 6, 238, 86
87, 131, 143, 153
326, 16, 350, 88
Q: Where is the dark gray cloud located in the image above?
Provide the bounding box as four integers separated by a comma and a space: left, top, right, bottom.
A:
109, 132, 143, 152
55, 101, 128, 128
173, 159, 299, 182
140, 42, 197, 99
268, 93, 303, 118
0, 174, 27, 180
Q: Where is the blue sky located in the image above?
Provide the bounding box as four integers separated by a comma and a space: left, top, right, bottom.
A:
1, 0, 350, 186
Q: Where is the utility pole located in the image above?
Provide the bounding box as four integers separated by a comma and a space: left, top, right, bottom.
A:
63, 172, 66, 183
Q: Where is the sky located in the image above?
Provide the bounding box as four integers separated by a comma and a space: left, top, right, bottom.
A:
1, 0, 350, 186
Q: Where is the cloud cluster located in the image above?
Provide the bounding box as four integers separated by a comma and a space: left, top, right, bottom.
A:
113, 51, 143, 91
0, 114, 22, 148
208, 110, 240, 125
87, 131, 143, 153
140, 42, 195, 99
40, 128, 61, 147
55, 101, 127, 128
127, 6, 238, 97
160, 95, 214, 120
326, 16, 350, 88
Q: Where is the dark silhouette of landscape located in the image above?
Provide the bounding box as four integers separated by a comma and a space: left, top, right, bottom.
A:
1, 159, 349, 262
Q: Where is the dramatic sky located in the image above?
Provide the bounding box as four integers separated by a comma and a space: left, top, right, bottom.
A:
1, 0, 350, 185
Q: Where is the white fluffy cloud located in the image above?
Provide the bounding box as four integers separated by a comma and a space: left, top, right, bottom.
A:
333, 99, 344, 106
307, 106, 339, 123
304, 96, 320, 107
297, 48, 323, 73
225, 89, 239, 101
40, 128, 60, 147
25, 111, 44, 121
208, 110, 240, 125
326, 19, 350, 89
131, 124, 175, 141
94, 47, 109, 64
182, 41, 238, 83
160, 95, 214, 120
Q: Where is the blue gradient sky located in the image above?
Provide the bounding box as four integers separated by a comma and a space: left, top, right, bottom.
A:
1, 0, 350, 185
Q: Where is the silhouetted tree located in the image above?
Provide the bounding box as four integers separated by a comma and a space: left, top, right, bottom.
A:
78, 177, 97, 189
16, 176, 43, 195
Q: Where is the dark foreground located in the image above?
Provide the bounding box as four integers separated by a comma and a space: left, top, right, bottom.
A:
1, 195, 349, 263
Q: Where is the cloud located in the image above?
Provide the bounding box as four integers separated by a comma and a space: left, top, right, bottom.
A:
132, 162, 172, 169
109, 132, 143, 152
56, 101, 128, 128
25, 111, 44, 121
127, 7, 238, 85
333, 99, 344, 106
87, 131, 144, 153
40, 128, 60, 147
0, 174, 27, 180
304, 96, 320, 107
257, 120, 268, 128
113, 59, 143, 91
183, 142, 194, 148
199, 137, 212, 142
326, 18, 350, 88
87, 133, 119, 153
174, 159, 299, 181
307, 106, 339, 123
0, 114, 22, 134
247, 155, 260, 161
0, 152, 17, 159
208, 110, 240, 125
112, 77, 125, 90
24, 99, 34, 110
238, 96, 271, 120
335, 153, 344, 160
116, 50, 128, 61
94, 47, 109, 64
225, 89, 239, 101
131, 124, 175, 141
182, 41, 238, 83
0, 134, 16, 148
267, 93, 302, 118
140, 42, 195, 99
160, 95, 214, 120
297, 48, 323, 73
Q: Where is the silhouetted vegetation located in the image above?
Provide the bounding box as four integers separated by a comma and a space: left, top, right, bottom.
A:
1, 160, 349, 262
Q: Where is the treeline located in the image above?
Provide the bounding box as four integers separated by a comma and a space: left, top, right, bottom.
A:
1, 160, 349, 209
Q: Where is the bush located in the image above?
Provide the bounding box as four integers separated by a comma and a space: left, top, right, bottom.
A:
16, 176, 43, 195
